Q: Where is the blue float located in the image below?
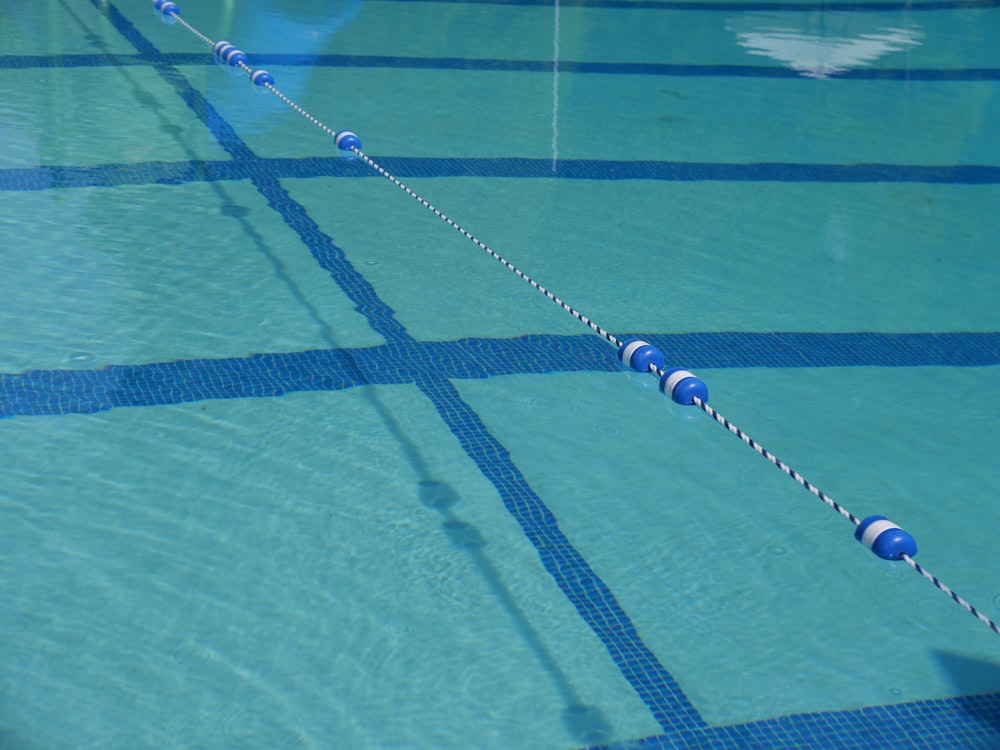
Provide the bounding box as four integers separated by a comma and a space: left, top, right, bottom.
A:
335, 131, 362, 151
617, 339, 664, 373
659, 368, 709, 405
153, 0, 178, 15
213, 41, 248, 67
250, 69, 274, 87
855, 515, 918, 560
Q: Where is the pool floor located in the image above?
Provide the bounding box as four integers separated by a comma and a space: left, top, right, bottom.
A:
2, 1, 1000, 748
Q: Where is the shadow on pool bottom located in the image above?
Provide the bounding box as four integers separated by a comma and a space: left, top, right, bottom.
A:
934, 650, 1000, 733
419, 479, 613, 746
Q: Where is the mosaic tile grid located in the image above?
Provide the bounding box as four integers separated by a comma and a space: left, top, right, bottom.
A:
5, 156, 1000, 193
3, 0, 998, 747
416, 375, 708, 735
594, 693, 1000, 750
4, 332, 1000, 419
4, 50, 1000, 80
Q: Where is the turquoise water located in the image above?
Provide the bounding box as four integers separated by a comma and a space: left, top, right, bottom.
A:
2, 1, 1000, 748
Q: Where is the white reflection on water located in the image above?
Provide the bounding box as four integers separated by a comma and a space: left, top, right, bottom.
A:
728, 12, 923, 78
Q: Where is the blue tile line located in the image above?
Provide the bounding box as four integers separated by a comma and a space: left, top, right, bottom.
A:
585, 691, 1000, 749
249, 175, 410, 344
4, 52, 1000, 80
4, 158, 1000, 192
95, 0, 705, 733
4, 331, 1000, 419
415, 376, 708, 734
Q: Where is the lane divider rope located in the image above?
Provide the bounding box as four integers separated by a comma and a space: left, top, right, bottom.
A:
151, 0, 999, 638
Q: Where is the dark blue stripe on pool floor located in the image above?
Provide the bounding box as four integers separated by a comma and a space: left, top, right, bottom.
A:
4, 331, 999, 418
416, 376, 707, 735
597, 691, 1000, 750
4, 52, 1000, 81
4, 157, 1000, 191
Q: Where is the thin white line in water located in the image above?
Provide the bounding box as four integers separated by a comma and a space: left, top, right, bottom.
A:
551, 0, 560, 172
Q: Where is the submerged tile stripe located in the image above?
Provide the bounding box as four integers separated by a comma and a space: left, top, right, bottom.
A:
0, 160, 241, 191
4, 331, 999, 418
241, 58, 1000, 81
4, 157, 1000, 192
4, 52, 1000, 81
416, 376, 707, 734
640, 330, 1000, 368
600, 691, 1000, 749
248, 173, 411, 344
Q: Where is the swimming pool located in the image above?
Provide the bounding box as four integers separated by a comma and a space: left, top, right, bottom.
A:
2, 0, 999, 747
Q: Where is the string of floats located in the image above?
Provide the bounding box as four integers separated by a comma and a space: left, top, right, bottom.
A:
152, 0, 999, 638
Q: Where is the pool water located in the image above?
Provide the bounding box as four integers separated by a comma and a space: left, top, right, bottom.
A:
2, 1, 999, 748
